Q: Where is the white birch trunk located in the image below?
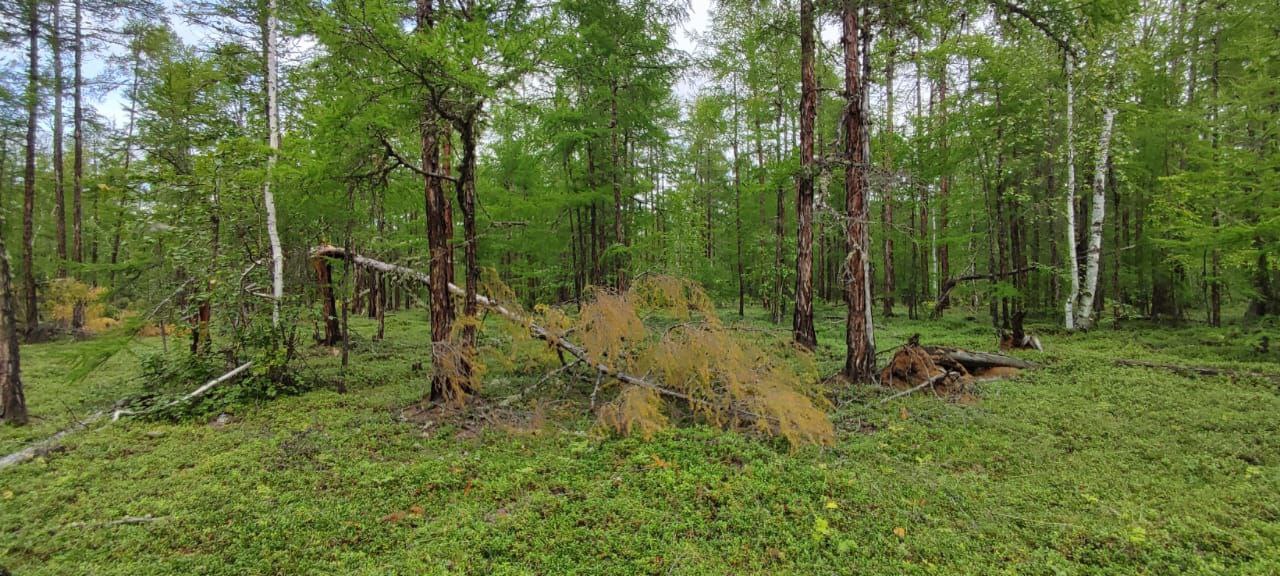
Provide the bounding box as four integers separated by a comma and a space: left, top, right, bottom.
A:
1063, 55, 1080, 330
263, 0, 284, 327
1075, 107, 1116, 329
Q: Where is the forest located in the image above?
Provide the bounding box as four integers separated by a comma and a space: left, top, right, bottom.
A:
0, 0, 1278, 572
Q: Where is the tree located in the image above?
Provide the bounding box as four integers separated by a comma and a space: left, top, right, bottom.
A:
0, 211, 25, 425
22, 0, 39, 336
792, 0, 817, 350
263, 0, 284, 327
1076, 106, 1115, 329
842, 1, 875, 382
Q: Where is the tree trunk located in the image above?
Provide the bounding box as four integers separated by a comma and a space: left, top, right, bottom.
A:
0, 220, 27, 425
71, 0, 84, 280
1075, 107, 1115, 329
1063, 54, 1080, 330
312, 253, 341, 346
52, 0, 67, 279
793, 0, 817, 350
732, 75, 745, 318
610, 81, 626, 289
842, 3, 875, 382
111, 43, 143, 284
416, 0, 468, 402
881, 37, 895, 318
22, 0, 39, 337
263, 0, 285, 327
936, 54, 950, 291
457, 112, 480, 349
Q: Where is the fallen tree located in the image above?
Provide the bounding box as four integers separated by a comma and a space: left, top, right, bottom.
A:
1, 362, 253, 472
309, 246, 808, 435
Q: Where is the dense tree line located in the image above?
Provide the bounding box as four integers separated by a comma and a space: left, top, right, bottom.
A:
1, 0, 1278, 419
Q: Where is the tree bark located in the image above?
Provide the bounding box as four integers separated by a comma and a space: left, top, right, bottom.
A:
263, 0, 285, 327
1063, 54, 1080, 330
610, 81, 626, 290
71, 0, 84, 279
842, 3, 875, 382
311, 253, 341, 345
457, 112, 480, 349
793, 0, 817, 350
22, 0, 39, 337
415, 0, 468, 402
52, 0, 67, 278
732, 75, 745, 318
1, 218, 27, 425
881, 35, 895, 318
1075, 107, 1115, 329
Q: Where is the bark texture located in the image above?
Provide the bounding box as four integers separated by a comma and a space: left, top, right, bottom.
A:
842, 4, 875, 382
793, 0, 817, 350
1075, 107, 1115, 329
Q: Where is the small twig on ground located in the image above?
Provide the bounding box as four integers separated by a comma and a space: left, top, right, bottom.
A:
872, 371, 955, 406
62, 514, 168, 530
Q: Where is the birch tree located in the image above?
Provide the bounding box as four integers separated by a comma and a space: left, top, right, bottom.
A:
1062, 54, 1079, 330
263, 0, 284, 327
1075, 106, 1115, 329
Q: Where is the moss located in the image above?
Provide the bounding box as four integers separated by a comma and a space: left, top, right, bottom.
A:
1, 307, 1278, 574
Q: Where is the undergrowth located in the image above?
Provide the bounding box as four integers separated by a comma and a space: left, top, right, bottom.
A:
2, 307, 1278, 574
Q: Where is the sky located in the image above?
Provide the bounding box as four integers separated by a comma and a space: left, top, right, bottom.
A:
3, 0, 718, 131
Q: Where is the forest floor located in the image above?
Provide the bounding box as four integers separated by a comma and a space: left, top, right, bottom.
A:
2, 306, 1279, 574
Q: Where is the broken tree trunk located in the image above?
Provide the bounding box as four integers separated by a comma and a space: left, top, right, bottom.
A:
309, 245, 769, 424
310, 254, 342, 345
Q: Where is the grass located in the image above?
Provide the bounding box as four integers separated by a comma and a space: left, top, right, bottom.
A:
1, 304, 1279, 574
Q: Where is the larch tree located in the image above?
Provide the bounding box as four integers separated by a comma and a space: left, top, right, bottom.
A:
842, 0, 875, 382
792, 0, 817, 350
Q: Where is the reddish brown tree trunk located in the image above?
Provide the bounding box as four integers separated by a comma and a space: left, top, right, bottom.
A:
793, 0, 817, 350
417, 0, 464, 402
842, 3, 875, 382
312, 256, 341, 346
457, 113, 480, 349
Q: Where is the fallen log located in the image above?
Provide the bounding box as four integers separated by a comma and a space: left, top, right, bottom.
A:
310, 246, 770, 424
1114, 359, 1280, 382
923, 346, 1038, 371
111, 361, 253, 421
0, 411, 104, 471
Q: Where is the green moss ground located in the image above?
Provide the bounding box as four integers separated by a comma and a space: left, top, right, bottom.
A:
2, 308, 1278, 574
